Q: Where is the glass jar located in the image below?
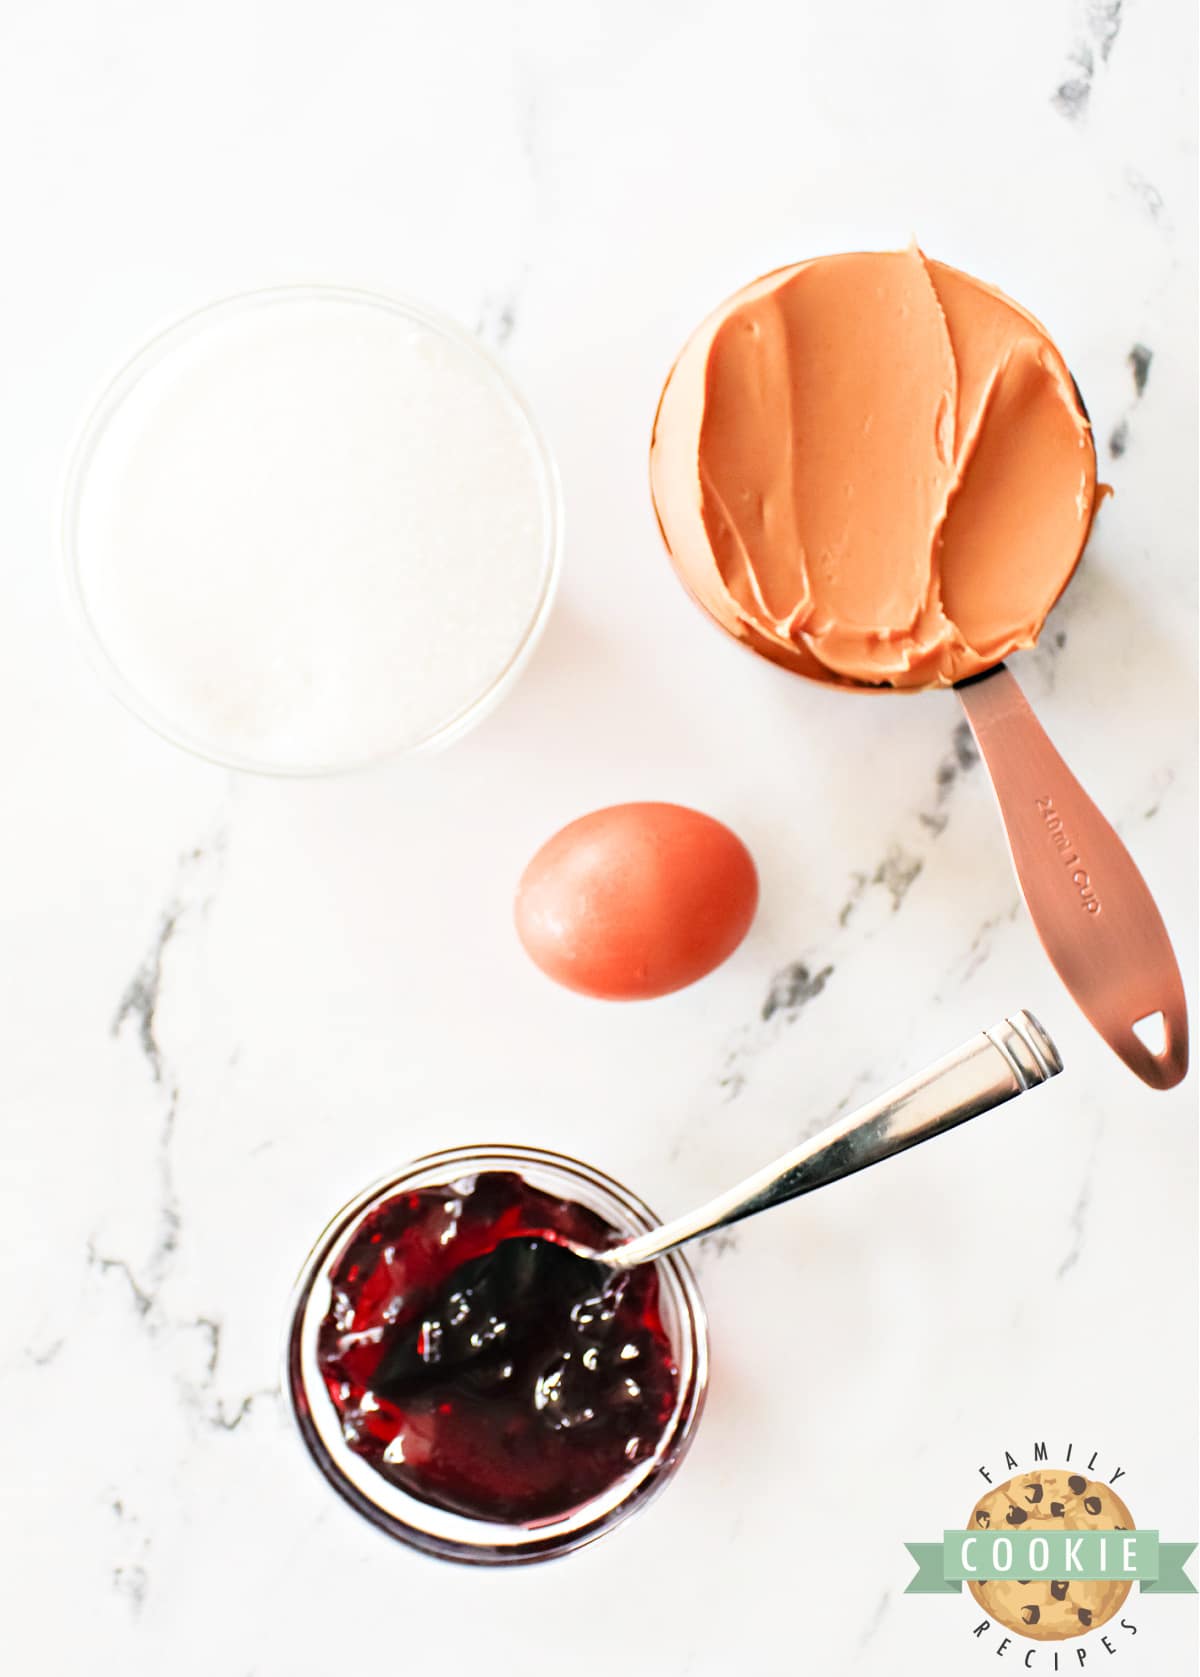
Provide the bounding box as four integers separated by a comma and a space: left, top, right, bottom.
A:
61, 286, 562, 775
283, 1143, 708, 1564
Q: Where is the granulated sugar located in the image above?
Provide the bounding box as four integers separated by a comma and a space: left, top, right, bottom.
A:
69, 290, 557, 770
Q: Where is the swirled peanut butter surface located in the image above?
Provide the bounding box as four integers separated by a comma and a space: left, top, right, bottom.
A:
650, 248, 1098, 689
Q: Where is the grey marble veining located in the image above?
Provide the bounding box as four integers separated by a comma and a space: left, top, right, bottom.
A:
0, 1, 1195, 1672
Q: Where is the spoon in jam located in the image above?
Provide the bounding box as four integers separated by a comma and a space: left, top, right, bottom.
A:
580, 1007, 1059, 1269
373, 1011, 1060, 1399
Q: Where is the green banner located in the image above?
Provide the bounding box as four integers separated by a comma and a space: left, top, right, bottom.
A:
905, 1533, 1197, 1596
904, 1543, 962, 1596
1142, 1546, 1199, 1595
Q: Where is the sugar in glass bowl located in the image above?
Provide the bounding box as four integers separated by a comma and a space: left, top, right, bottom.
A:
62, 286, 561, 774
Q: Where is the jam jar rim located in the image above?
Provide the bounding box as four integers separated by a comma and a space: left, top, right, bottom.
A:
283, 1143, 709, 1565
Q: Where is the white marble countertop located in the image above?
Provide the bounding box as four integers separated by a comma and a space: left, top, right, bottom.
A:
1, 2, 1195, 1671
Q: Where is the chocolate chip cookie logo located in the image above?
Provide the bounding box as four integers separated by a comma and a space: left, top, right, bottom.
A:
905, 1448, 1196, 1663
965, 1472, 1136, 1641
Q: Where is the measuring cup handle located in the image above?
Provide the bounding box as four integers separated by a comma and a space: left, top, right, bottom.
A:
956, 665, 1187, 1090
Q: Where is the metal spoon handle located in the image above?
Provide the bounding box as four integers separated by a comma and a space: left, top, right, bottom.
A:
604, 1012, 1061, 1270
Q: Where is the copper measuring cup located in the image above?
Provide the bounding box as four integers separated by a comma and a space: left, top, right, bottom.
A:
649, 292, 1187, 1093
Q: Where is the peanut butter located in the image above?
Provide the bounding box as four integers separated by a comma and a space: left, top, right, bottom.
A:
650, 248, 1098, 689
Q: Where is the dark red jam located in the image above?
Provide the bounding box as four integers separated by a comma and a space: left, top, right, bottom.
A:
316, 1171, 679, 1523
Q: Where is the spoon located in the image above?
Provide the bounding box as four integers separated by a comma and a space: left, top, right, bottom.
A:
582, 1007, 1060, 1270
372, 1012, 1061, 1399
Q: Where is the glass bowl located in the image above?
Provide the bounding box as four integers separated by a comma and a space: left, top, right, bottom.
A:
283, 1144, 709, 1564
60, 285, 562, 776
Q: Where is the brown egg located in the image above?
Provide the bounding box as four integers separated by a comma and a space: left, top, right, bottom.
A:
515, 802, 758, 1000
